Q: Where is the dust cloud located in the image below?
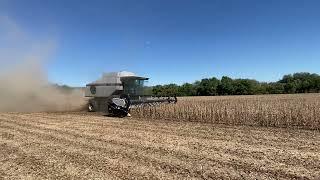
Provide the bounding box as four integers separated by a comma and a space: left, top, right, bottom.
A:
0, 16, 86, 112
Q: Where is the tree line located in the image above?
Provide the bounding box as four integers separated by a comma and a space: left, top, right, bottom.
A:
151, 72, 320, 96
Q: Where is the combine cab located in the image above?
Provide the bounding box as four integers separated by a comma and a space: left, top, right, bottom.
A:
85, 71, 177, 117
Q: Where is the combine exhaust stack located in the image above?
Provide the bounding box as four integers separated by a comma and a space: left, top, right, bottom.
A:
85, 71, 177, 117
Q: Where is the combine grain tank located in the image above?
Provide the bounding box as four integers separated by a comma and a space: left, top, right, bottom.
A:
85, 71, 177, 117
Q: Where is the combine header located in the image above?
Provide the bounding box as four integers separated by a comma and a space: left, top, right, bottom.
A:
85, 71, 177, 117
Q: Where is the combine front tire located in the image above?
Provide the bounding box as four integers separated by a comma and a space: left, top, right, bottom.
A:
107, 94, 131, 117
88, 103, 95, 112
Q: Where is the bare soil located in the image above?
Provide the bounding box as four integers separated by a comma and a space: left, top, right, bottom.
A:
1, 112, 320, 179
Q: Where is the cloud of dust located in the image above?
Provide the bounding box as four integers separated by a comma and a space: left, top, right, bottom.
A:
0, 16, 86, 112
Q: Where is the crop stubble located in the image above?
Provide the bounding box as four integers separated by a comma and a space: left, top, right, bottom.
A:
0, 111, 319, 179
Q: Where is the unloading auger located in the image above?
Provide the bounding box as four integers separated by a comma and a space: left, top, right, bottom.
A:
85, 71, 177, 117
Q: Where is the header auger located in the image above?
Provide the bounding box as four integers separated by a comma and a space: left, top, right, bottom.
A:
85, 71, 177, 117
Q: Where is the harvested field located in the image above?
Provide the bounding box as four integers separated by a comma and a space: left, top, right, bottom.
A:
1, 112, 320, 179
132, 94, 320, 130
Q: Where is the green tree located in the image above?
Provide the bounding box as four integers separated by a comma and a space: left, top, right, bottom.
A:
152, 72, 320, 96
179, 83, 197, 96
217, 76, 234, 95
232, 79, 259, 95
196, 78, 220, 96
266, 83, 284, 94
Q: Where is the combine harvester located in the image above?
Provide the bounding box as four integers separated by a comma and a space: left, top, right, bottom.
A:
85, 71, 177, 117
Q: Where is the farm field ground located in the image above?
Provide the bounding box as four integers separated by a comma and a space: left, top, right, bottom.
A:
1, 111, 320, 179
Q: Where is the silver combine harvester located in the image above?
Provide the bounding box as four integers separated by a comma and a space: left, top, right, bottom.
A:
85, 71, 177, 117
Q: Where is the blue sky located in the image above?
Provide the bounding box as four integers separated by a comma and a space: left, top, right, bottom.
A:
1, 0, 320, 86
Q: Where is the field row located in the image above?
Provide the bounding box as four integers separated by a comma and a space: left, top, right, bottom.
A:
0, 112, 320, 179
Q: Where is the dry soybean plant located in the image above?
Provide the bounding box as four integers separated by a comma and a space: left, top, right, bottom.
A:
131, 94, 320, 130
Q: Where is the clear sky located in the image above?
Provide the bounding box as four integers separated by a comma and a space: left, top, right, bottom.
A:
1, 0, 320, 86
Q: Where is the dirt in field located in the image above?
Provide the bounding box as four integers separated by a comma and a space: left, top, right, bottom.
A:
0, 16, 86, 113
0, 59, 86, 113
0, 112, 320, 179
